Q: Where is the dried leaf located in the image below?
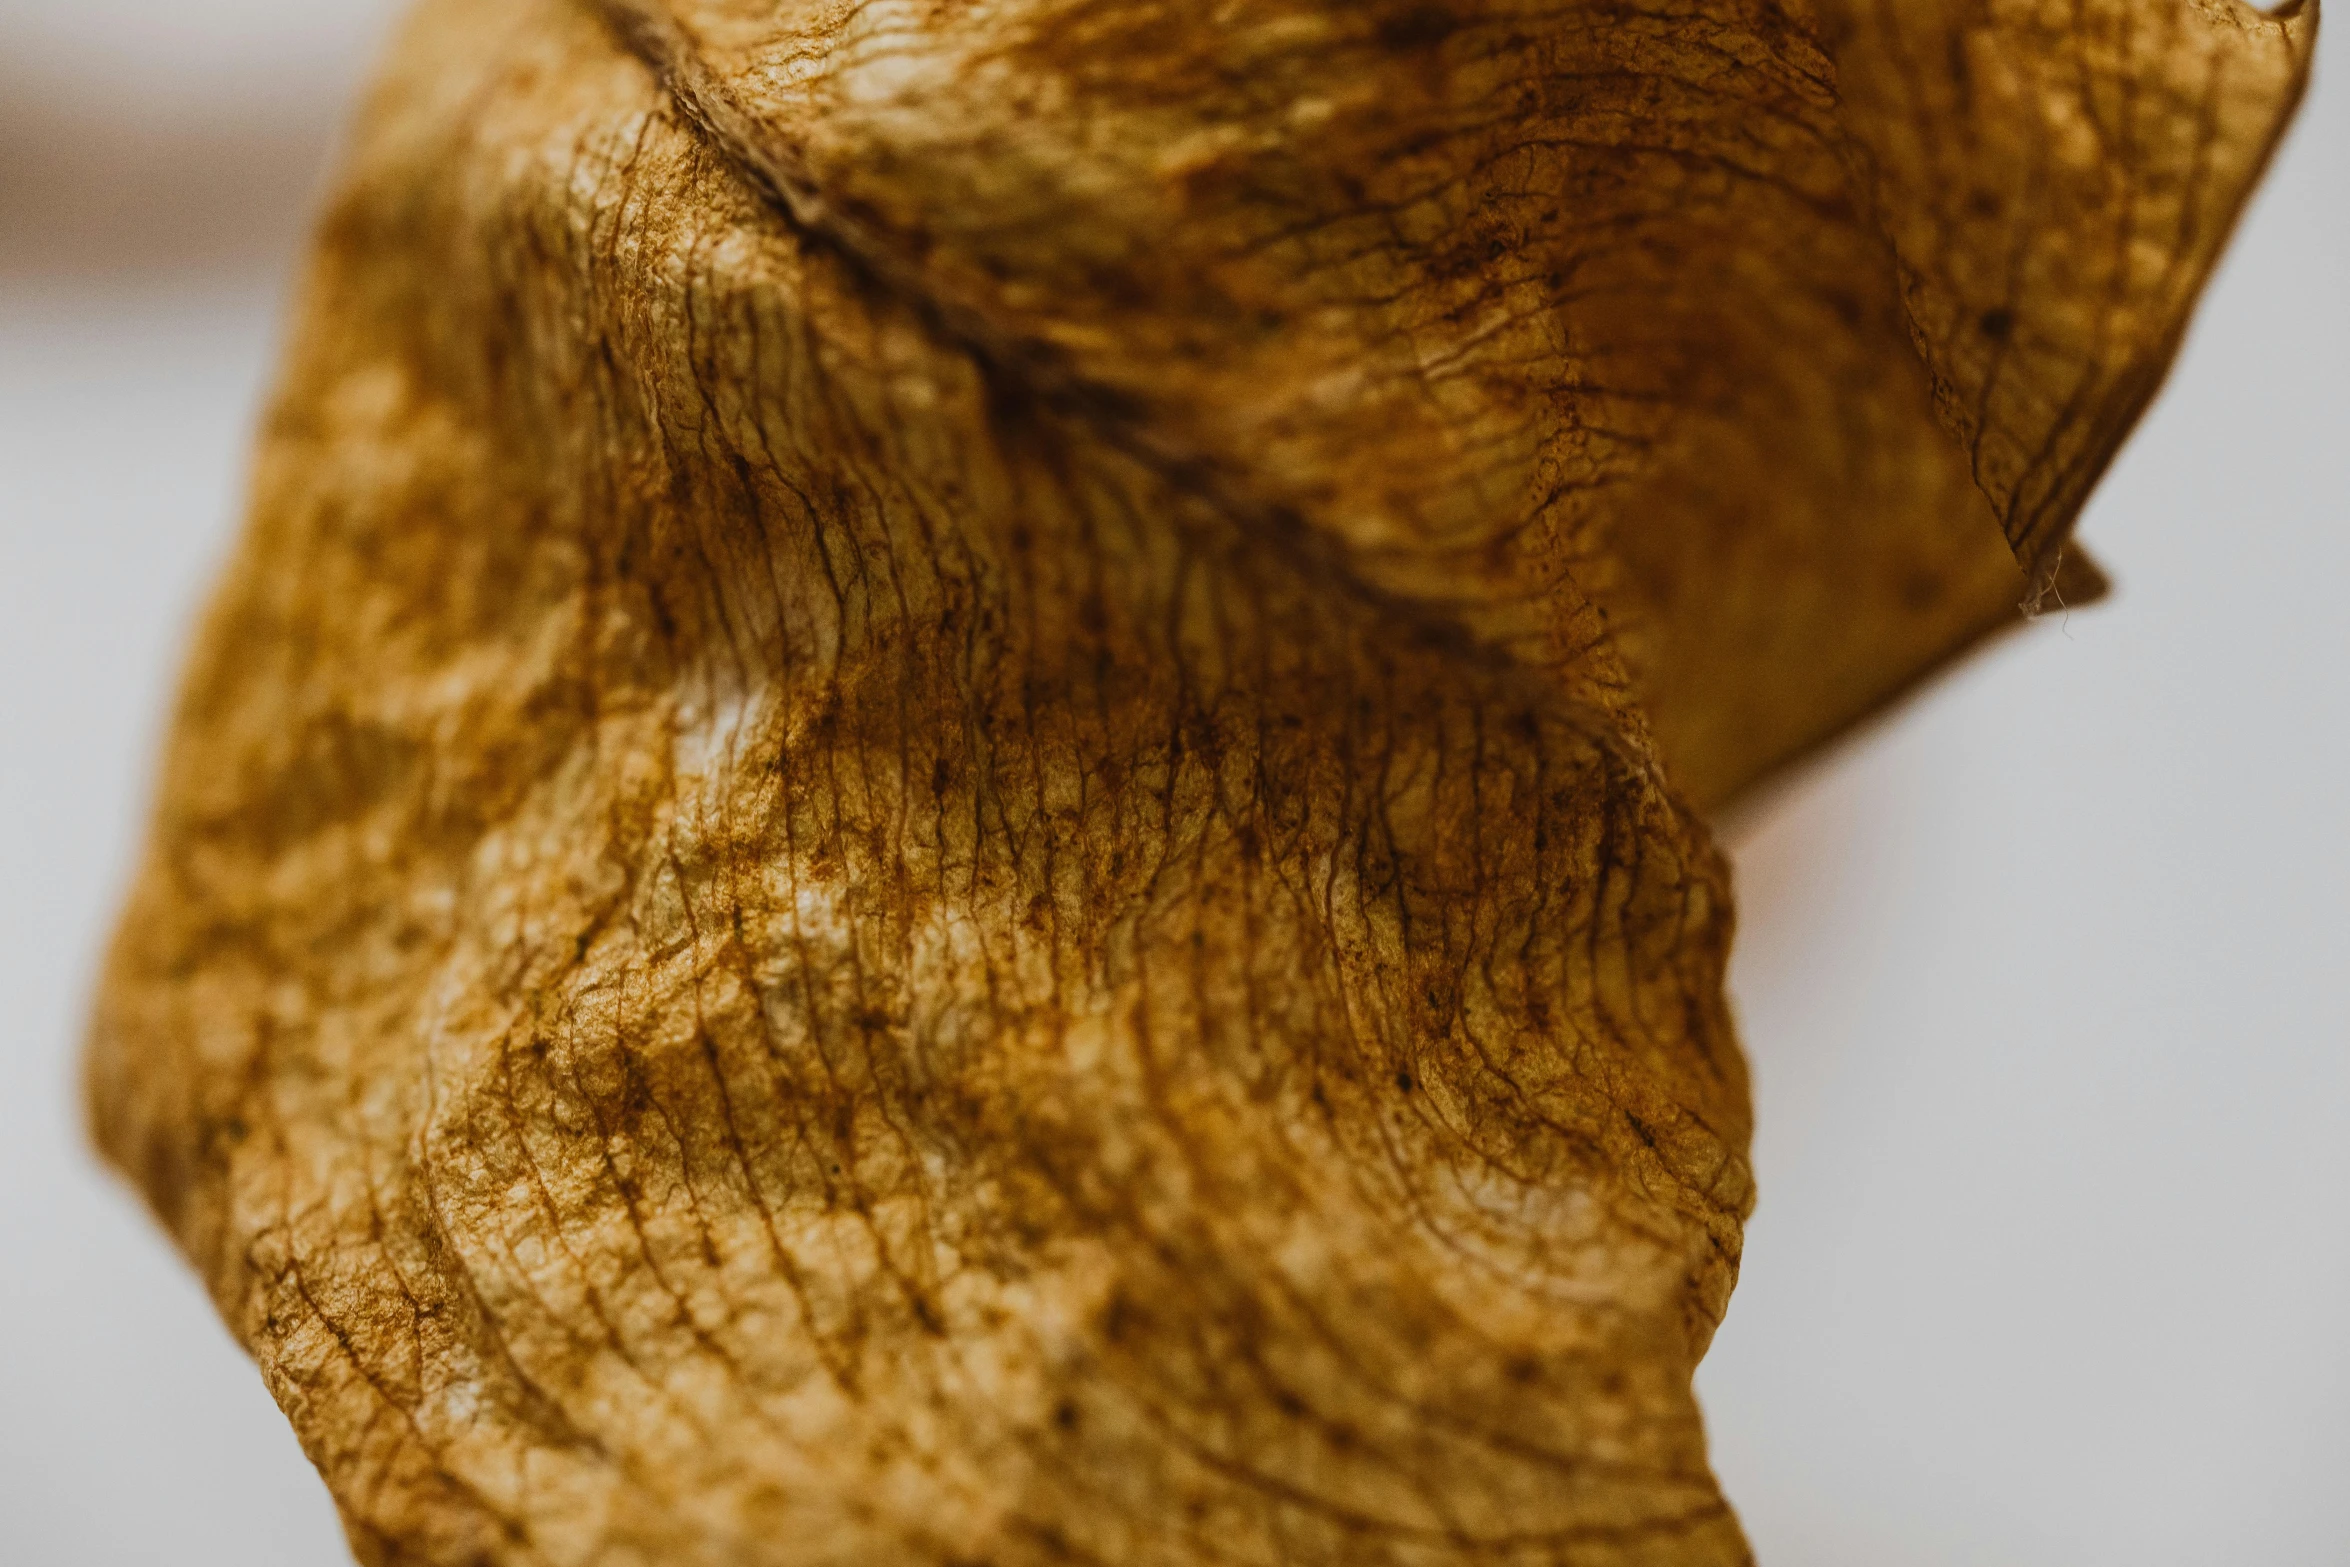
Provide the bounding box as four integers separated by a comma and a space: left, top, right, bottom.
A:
88, 0, 2308, 1562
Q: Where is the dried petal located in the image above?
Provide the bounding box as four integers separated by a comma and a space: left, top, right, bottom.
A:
88, 0, 2308, 1562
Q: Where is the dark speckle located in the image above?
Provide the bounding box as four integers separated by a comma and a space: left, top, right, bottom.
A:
1377, 4, 1458, 51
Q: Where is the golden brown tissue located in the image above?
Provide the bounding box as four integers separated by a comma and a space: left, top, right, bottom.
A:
87, 0, 2309, 1561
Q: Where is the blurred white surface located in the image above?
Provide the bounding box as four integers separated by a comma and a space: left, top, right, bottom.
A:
0, 0, 393, 99
0, 280, 353, 1565
0, 3, 2343, 1564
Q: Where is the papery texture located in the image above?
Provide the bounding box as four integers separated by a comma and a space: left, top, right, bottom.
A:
89, 0, 2309, 1562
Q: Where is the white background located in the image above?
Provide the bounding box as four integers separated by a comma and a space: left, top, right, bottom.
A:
2, 3, 2343, 1561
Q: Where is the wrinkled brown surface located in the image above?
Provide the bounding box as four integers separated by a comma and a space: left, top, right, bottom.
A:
88, 0, 2308, 1562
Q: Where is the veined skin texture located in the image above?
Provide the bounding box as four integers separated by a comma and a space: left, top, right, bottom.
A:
89, 0, 2308, 1562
